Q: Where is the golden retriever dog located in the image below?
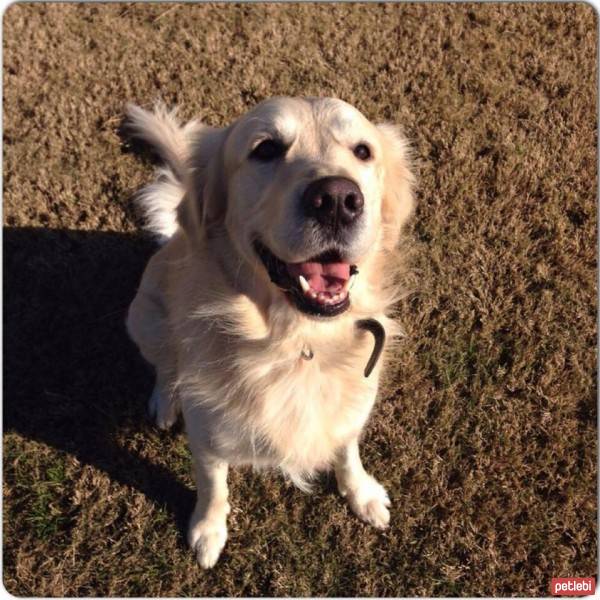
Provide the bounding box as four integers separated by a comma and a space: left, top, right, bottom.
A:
124, 97, 414, 568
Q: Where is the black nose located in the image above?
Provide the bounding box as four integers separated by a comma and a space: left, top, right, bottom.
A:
303, 177, 364, 229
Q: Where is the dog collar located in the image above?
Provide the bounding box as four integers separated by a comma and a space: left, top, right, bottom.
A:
300, 344, 314, 360
299, 318, 385, 378
355, 318, 386, 377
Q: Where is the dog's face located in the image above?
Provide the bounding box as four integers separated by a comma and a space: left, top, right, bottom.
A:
191, 97, 414, 317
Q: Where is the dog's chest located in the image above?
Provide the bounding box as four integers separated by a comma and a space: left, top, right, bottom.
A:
177, 292, 383, 474
191, 331, 379, 474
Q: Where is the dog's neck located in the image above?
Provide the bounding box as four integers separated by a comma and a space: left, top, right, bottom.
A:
199, 227, 388, 378
204, 226, 274, 319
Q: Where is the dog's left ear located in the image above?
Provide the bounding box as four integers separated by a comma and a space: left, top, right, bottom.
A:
177, 125, 229, 237
376, 124, 416, 251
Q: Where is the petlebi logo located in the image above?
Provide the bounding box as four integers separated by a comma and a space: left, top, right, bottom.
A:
550, 578, 595, 596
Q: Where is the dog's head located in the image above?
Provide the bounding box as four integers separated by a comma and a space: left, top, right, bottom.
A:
181, 97, 414, 318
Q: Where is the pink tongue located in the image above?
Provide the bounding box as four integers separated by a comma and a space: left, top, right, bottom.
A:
287, 262, 350, 293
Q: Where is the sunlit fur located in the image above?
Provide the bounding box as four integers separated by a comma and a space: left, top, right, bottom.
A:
125, 97, 415, 567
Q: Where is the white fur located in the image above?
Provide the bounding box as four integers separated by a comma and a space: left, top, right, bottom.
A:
125, 97, 415, 567
124, 103, 199, 239
133, 167, 184, 241
187, 457, 229, 569
335, 438, 391, 529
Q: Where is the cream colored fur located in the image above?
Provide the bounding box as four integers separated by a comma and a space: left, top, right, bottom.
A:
125, 97, 414, 568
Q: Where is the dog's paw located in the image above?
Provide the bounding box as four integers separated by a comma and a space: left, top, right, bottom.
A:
148, 385, 177, 430
339, 475, 391, 529
188, 516, 228, 569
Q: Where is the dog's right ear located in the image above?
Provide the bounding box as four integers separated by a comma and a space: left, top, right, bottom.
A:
177, 126, 229, 238
376, 123, 416, 251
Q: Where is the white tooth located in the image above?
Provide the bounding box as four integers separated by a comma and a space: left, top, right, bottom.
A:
298, 275, 310, 293
309, 290, 317, 299
348, 274, 357, 290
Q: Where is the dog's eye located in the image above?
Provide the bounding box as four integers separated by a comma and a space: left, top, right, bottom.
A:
353, 143, 372, 161
250, 139, 286, 161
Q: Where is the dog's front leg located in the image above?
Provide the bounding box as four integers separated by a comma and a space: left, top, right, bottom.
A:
334, 437, 391, 529
148, 367, 179, 430
188, 453, 230, 568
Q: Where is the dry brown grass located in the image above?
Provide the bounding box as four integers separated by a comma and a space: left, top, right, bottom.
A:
3, 3, 597, 596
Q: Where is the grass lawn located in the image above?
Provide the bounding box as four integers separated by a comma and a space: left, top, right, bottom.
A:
3, 3, 597, 596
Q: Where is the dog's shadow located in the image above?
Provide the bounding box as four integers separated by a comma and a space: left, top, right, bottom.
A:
4, 226, 195, 536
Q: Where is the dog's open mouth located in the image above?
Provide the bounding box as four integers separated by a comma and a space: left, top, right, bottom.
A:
254, 241, 356, 317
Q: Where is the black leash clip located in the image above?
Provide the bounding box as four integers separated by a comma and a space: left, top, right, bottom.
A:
355, 318, 386, 378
